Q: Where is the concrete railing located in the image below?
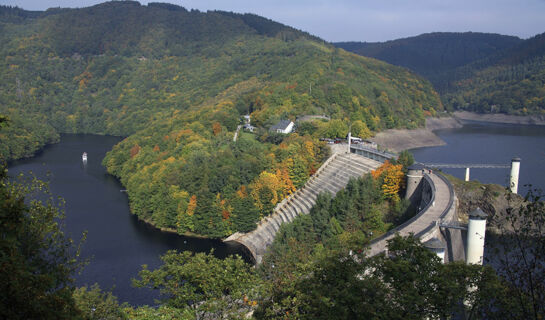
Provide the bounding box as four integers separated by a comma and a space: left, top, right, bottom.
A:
368, 174, 436, 247
366, 170, 457, 257
350, 144, 395, 163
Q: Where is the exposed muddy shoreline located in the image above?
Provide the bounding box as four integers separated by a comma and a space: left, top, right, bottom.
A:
370, 112, 545, 153
370, 117, 462, 152
453, 111, 545, 126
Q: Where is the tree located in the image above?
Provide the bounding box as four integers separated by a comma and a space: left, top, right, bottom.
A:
351, 119, 371, 138
73, 284, 126, 320
231, 186, 260, 232
487, 189, 545, 319
133, 250, 260, 318
0, 168, 84, 319
372, 160, 405, 201
324, 119, 349, 138
257, 235, 508, 320
395, 150, 415, 173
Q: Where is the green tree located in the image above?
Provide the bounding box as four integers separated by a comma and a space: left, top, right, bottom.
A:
257, 235, 508, 320
73, 284, 126, 320
351, 119, 371, 138
0, 168, 84, 319
487, 189, 545, 319
395, 150, 415, 173
231, 194, 260, 232
133, 250, 259, 317
324, 119, 349, 138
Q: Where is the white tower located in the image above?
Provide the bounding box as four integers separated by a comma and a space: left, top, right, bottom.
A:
466, 208, 487, 265
423, 237, 446, 264
510, 157, 520, 194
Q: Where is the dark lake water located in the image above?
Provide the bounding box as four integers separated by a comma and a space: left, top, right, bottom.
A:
7, 123, 544, 306
8, 134, 248, 306
411, 121, 545, 195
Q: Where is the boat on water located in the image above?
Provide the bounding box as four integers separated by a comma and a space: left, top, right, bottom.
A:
82, 152, 88, 162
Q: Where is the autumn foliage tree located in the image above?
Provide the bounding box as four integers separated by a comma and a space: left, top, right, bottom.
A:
372, 160, 405, 202
250, 171, 294, 217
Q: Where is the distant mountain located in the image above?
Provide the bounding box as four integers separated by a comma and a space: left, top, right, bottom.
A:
335, 32, 523, 90
336, 32, 545, 115
443, 32, 545, 114
0, 2, 442, 237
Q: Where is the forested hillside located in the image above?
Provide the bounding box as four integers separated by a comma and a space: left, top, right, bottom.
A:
0, 2, 442, 237
443, 32, 545, 114
335, 32, 522, 90
336, 32, 545, 115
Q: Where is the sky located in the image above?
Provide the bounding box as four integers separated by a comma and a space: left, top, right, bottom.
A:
1, 0, 545, 42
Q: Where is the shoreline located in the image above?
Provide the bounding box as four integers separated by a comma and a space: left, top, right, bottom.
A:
453, 111, 545, 126
369, 117, 462, 153
369, 112, 545, 153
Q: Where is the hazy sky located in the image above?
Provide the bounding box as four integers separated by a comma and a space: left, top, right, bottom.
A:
2, 0, 545, 42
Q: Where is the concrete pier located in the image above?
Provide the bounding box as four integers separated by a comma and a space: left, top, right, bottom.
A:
510, 157, 520, 194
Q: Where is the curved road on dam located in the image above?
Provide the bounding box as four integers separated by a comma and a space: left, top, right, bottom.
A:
367, 172, 455, 257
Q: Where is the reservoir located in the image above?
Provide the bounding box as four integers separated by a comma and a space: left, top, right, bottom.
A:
8, 134, 248, 306
8, 122, 545, 306
411, 121, 545, 194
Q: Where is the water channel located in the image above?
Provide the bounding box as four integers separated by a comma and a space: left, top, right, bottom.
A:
8, 134, 248, 306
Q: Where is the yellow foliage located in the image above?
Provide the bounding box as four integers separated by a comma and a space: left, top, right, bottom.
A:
372, 160, 404, 201
250, 171, 282, 211
186, 195, 197, 216
304, 140, 315, 158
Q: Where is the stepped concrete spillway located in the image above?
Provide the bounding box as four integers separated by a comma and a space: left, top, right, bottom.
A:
225, 152, 382, 264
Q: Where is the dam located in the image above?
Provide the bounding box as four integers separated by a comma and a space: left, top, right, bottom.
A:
226, 143, 485, 264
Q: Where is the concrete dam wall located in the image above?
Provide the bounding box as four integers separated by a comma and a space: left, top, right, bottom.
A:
225, 152, 382, 264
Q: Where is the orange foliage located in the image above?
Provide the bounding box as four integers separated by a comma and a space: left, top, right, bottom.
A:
153, 145, 160, 152
212, 122, 221, 136
277, 168, 296, 195
130, 144, 141, 158
222, 209, 230, 220
372, 160, 405, 201
308, 163, 317, 176
186, 195, 197, 216
216, 194, 230, 220
236, 185, 248, 199
285, 82, 297, 90
175, 129, 194, 143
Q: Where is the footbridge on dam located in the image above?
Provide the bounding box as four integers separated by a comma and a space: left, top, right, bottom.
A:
419, 158, 521, 194
226, 143, 461, 264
